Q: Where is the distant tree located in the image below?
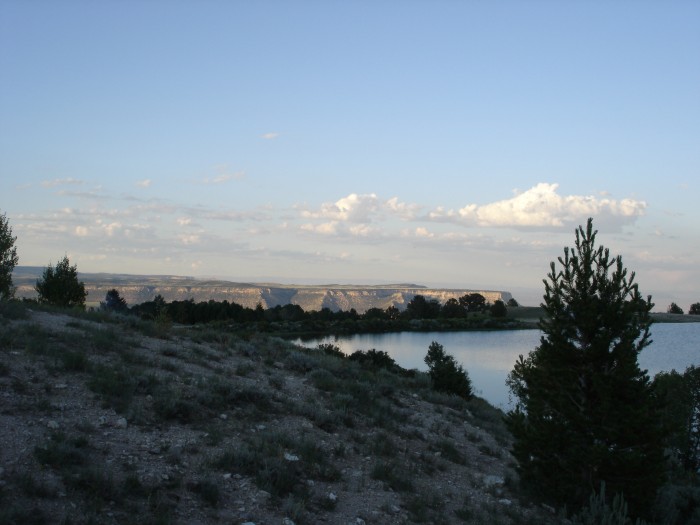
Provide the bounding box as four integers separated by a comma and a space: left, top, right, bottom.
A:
507, 298, 519, 307
667, 302, 684, 314
406, 294, 441, 319
364, 307, 387, 320
506, 219, 665, 519
459, 293, 486, 313
102, 289, 127, 312
441, 297, 466, 318
689, 303, 700, 315
0, 211, 19, 300
424, 341, 473, 399
385, 305, 400, 320
35, 255, 87, 308
490, 299, 507, 318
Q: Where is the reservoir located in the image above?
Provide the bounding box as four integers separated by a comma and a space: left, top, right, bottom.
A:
296, 322, 700, 409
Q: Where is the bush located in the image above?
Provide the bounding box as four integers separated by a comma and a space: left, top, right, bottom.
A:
348, 348, 398, 371
424, 341, 473, 400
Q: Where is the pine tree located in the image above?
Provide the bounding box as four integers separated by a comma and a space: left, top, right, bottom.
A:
0, 211, 19, 300
506, 219, 665, 519
35, 255, 87, 308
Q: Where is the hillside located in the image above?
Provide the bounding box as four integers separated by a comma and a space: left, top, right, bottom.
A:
0, 304, 556, 525
11, 267, 513, 313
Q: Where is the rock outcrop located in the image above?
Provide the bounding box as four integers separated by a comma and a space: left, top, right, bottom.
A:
12, 267, 512, 313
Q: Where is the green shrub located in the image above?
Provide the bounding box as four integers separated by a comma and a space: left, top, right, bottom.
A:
424, 342, 472, 400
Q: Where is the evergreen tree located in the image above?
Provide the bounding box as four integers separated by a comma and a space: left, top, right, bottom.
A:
667, 302, 684, 314
35, 255, 87, 308
102, 288, 128, 312
506, 219, 665, 519
0, 211, 19, 300
425, 341, 473, 399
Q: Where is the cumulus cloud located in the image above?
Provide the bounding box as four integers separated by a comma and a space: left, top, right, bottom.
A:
136, 179, 152, 188
261, 132, 279, 140
428, 183, 646, 230
301, 194, 421, 224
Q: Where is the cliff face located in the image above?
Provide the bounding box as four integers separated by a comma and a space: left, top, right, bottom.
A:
12, 268, 512, 313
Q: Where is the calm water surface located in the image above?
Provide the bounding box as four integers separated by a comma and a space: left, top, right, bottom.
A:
296, 323, 700, 409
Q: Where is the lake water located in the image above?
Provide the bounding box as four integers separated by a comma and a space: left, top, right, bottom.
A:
295, 323, 700, 409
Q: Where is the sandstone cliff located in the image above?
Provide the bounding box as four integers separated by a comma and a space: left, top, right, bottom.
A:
12, 267, 512, 313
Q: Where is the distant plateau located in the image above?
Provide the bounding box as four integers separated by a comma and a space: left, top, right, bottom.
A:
11, 266, 513, 314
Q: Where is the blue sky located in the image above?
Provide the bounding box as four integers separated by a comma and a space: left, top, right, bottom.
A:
1, 1, 698, 309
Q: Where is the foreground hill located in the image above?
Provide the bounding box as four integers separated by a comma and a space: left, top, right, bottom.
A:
12, 267, 513, 313
0, 304, 555, 525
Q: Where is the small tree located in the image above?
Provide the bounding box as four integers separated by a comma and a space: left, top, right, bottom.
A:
102, 289, 127, 312
507, 297, 519, 307
654, 365, 700, 472
424, 341, 473, 399
506, 218, 665, 519
459, 293, 486, 313
667, 302, 684, 314
689, 303, 700, 315
35, 255, 87, 308
490, 299, 507, 318
0, 211, 19, 300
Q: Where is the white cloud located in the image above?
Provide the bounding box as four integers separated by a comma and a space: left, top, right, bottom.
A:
429, 183, 646, 230
261, 132, 279, 140
136, 179, 152, 188
196, 166, 246, 185
386, 197, 422, 220
41, 177, 83, 188
301, 222, 338, 235
301, 193, 380, 222
177, 217, 192, 226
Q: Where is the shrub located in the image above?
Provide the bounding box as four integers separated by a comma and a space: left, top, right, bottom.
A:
348, 348, 398, 371
424, 342, 473, 400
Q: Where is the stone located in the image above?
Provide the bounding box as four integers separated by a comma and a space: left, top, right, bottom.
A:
115, 417, 128, 429
482, 474, 505, 488
282, 519, 295, 525
328, 492, 337, 502
283, 452, 299, 462
47, 420, 59, 430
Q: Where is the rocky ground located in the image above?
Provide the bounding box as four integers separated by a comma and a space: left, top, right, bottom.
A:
0, 305, 558, 525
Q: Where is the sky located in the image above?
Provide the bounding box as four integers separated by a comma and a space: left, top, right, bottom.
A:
1, 1, 698, 309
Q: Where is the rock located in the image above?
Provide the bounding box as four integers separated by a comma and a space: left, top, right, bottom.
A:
282, 519, 295, 525
241, 522, 256, 525
354, 519, 366, 525
482, 474, 505, 488
389, 505, 401, 514
283, 452, 299, 462
499, 499, 512, 506
115, 417, 128, 429
328, 492, 337, 502
223, 473, 232, 480
47, 420, 59, 430
219, 413, 228, 420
